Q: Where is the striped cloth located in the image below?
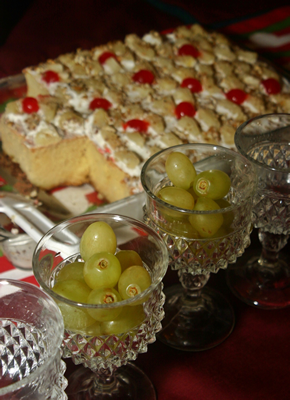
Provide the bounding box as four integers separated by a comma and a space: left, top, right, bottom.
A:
146, 1, 290, 71
219, 6, 290, 71
0, 252, 38, 285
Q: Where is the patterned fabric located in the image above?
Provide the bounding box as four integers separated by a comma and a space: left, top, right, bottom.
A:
220, 6, 290, 70
145, 1, 290, 70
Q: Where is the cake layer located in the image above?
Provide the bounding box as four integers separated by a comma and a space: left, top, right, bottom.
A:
1, 24, 290, 203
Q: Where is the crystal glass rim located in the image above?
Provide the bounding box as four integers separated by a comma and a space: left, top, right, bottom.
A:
0, 279, 64, 395
235, 113, 290, 173
32, 213, 169, 309
141, 143, 257, 215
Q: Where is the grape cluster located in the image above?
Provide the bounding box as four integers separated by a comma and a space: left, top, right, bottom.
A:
52, 221, 151, 335
157, 152, 233, 238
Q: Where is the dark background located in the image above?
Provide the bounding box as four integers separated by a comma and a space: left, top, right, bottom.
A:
0, 0, 290, 77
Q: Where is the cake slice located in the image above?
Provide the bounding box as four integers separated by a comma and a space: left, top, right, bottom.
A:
0, 97, 90, 191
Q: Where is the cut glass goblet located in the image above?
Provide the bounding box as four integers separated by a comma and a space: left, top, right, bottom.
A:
0, 279, 67, 400
32, 213, 168, 400
227, 113, 290, 309
141, 143, 256, 351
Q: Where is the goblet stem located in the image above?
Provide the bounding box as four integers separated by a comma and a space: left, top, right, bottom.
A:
158, 269, 234, 351
227, 230, 290, 309
178, 271, 210, 298
93, 368, 117, 392
258, 230, 289, 267
66, 363, 158, 399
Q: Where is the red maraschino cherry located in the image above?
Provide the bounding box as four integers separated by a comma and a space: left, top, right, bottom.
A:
132, 70, 155, 84
123, 119, 149, 133
178, 44, 200, 58
89, 98, 112, 110
262, 78, 281, 95
42, 70, 60, 84
98, 52, 117, 65
175, 102, 196, 119
226, 89, 248, 104
160, 28, 175, 35
181, 78, 202, 93
22, 97, 39, 113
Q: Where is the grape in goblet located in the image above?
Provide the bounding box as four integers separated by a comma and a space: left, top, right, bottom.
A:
141, 143, 256, 351
227, 113, 290, 309
32, 213, 168, 400
0, 279, 67, 399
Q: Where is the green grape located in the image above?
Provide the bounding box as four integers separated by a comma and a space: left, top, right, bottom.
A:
52, 279, 91, 303
187, 186, 199, 201
215, 198, 234, 229
118, 265, 152, 301
57, 302, 95, 331
84, 321, 103, 337
193, 169, 231, 200
115, 250, 143, 272
80, 221, 117, 261
165, 152, 196, 190
215, 198, 231, 208
101, 305, 145, 335
158, 207, 187, 224
158, 186, 195, 210
84, 252, 121, 290
87, 288, 123, 321
189, 197, 224, 238
166, 219, 200, 239
211, 225, 229, 239
56, 261, 85, 284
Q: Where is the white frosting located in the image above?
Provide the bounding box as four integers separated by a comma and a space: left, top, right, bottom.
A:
142, 33, 162, 47
26, 120, 55, 139
5, 112, 27, 125
67, 93, 93, 114
114, 158, 142, 177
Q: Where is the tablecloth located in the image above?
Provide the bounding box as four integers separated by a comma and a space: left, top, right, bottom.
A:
0, 1, 290, 399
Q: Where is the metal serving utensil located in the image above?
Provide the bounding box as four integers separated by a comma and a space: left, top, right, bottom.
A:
0, 193, 80, 258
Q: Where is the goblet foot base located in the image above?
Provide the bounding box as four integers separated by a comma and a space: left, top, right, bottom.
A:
66, 362, 156, 400
157, 285, 235, 351
227, 248, 290, 309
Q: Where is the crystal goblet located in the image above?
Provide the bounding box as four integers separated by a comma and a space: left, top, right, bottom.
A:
227, 113, 290, 309
141, 143, 256, 351
32, 213, 168, 400
0, 279, 67, 400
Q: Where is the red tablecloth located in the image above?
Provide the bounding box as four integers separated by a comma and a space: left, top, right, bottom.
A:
1, 1, 290, 399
